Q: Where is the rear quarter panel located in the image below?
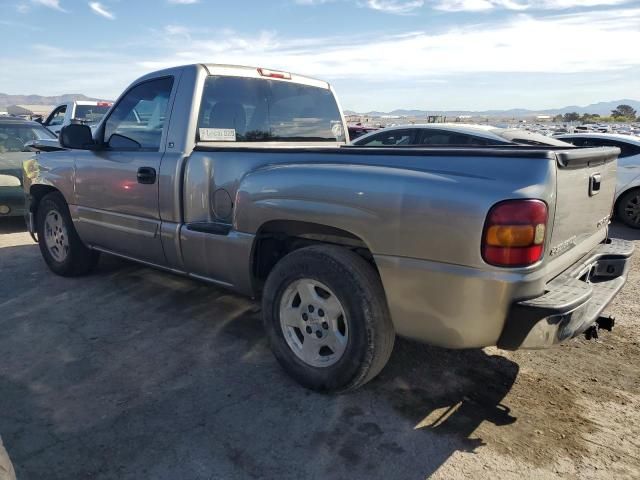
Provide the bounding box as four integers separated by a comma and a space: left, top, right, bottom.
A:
229, 152, 557, 268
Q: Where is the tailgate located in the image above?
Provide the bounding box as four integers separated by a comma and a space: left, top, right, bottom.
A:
547, 147, 619, 275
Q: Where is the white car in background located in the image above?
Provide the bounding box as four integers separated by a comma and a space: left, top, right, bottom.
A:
351, 123, 572, 147
42, 100, 112, 135
556, 133, 640, 229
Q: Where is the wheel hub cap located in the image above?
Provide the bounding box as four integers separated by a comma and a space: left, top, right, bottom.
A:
44, 210, 69, 262
279, 279, 348, 368
624, 194, 640, 225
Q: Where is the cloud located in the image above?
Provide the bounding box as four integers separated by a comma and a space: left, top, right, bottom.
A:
294, 0, 634, 12
294, 0, 335, 4
164, 25, 192, 40
433, 0, 632, 11
33, 0, 65, 11
89, 1, 115, 19
137, 8, 640, 79
363, 0, 425, 13
4, 5, 639, 110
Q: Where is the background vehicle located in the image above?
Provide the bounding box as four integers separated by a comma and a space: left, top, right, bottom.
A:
347, 124, 378, 140
24, 64, 632, 392
557, 133, 640, 228
42, 100, 112, 135
352, 123, 573, 147
0, 116, 57, 217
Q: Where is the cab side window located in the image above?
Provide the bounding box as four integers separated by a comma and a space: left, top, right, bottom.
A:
417, 130, 490, 146
103, 77, 174, 151
46, 106, 66, 127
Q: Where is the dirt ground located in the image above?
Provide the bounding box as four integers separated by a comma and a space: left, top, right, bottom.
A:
0, 217, 638, 480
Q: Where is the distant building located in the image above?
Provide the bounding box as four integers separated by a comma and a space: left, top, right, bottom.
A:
6, 104, 56, 118
536, 115, 552, 122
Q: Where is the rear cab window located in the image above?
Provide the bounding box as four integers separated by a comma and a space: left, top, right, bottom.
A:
197, 76, 345, 143
73, 104, 111, 125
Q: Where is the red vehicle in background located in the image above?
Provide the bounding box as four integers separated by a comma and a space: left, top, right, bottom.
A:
348, 123, 379, 140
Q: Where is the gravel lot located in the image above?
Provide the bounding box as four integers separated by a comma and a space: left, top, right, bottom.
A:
1, 217, 638, 480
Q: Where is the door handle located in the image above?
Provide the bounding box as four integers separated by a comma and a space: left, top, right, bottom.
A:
589, 173, 601, 196
137, 167, 156, 185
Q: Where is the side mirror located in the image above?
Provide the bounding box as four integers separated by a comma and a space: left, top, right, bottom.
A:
59, 124, 97, 150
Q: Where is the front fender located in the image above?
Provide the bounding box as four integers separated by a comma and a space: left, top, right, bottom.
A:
23, 151, 75, 204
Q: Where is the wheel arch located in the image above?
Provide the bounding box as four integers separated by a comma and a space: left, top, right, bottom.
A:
251, 219, 379, 292
614, 186, 640, 226
29, 184, 62, 218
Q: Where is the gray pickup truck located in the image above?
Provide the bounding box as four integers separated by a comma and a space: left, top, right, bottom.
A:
23, 64, 634, 392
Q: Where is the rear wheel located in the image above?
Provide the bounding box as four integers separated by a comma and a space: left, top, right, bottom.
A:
616, 189, 640, 229
262, 245, 395, 392
36, 191, 99, 276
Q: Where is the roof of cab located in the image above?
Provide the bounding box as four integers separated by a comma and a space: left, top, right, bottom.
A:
202, 63, 330, 89
129, 64, 331, 92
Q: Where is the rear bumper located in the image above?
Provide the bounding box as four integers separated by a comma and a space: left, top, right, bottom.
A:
498, 238, 634, 349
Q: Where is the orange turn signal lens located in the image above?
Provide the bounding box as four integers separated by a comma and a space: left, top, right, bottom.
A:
486, 225, 535, 247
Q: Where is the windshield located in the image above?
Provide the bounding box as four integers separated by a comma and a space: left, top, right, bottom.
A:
491, 128, 573, 147
74, 104, 111, 124
0, 123, 56, 152
197, 76, 345, 143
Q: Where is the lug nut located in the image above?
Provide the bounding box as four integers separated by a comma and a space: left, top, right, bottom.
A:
302, 313, 308, 321
315, 330, 322, 338
306, 326, 312, 334
322, 322, 329, 330
308, 305, 315, 313
318, 309, 324, 317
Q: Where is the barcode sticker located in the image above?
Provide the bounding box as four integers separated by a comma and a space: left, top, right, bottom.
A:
199, 128, 236, 142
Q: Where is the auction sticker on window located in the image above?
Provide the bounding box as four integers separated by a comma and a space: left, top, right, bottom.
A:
199, 128, 236, 142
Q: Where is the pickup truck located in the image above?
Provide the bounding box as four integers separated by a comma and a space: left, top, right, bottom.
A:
23, 64, 634, 392
41, 100, 113, 135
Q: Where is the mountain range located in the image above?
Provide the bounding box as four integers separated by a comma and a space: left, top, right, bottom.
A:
344, 99, 640, 118
0, 93, 105, 107
2, 92, 638, 118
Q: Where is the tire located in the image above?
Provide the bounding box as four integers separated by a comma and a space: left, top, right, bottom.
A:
616, 189, 640, 229
36, 191, 99, 276
262, 245, 395, 392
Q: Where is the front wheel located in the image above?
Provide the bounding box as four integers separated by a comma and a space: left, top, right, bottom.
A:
262, 245, 395, 392
616, 189, 640, 229
36, 191, 99, 276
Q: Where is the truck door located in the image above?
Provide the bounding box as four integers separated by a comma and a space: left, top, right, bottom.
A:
74, 76, 176, 264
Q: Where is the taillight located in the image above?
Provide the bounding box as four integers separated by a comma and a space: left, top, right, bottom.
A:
482, 199, 548, 267
257, 68, 291, 80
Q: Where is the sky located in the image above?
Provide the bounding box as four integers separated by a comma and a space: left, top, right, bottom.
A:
0, 0, 639, 112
